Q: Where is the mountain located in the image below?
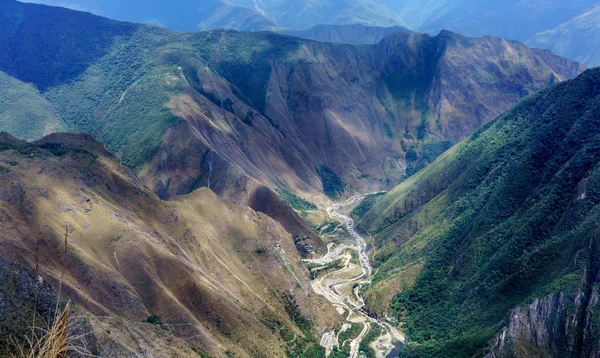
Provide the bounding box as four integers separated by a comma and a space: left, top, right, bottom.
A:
0, 132, 339, 357
238, 0, 408, 30
378, 0, 600, 68
20, 0, 279, 31
357, 68, 600, 357
527, 6, 600, 67
21, 0, 600, 69
0, 1, 585, 205
0, 71, 67, 140
21, 0, 407, 32
280, 24, 410, 45
382, 0, 599, 41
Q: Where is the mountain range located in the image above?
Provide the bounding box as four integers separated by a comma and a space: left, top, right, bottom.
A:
22, 0, 600, 67
0, 0, 585, 208
527, 6, 600, 68
386, 0, 600, 67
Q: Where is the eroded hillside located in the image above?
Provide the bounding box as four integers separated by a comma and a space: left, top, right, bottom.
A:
0, 132, 340, 357
0, 0, 585, 204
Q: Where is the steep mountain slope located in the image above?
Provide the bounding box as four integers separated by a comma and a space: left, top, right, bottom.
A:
358, 68, 600, 357
280, 24, 409, 45
0, 132, 340, 357
527, 6, 600, 67
0, 71, 67, 140
0, 1, 585, 204
20, 0, 278, 32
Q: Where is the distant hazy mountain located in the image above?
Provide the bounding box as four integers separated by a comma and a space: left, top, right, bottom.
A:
20, 0, 279, 31
527, 6, 600, 67
21, 0, 407, 31
280, 24, 409, 45
382, 0, 599, 42
240, 0, 408, 30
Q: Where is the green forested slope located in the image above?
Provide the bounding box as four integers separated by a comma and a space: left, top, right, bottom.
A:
0, 71, 66, 140
360, 68, 600, 357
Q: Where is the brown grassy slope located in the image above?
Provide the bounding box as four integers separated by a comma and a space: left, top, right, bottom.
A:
0, 132, 340, 357
147, 119, 325, 254
144, 30, 585, 203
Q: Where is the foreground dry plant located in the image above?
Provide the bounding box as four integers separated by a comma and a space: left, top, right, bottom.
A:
10, 227, 93, 358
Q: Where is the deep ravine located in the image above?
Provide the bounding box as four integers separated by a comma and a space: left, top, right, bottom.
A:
304, 194, 405, 358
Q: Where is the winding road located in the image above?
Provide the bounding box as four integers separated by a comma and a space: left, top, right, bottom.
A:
305, 194, 405, 358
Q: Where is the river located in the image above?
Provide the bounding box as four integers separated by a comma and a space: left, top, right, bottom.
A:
305, 194, 405, 358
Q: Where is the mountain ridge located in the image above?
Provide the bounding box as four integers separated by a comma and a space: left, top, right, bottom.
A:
357, 67, 600, 357
0, 0, 585, 204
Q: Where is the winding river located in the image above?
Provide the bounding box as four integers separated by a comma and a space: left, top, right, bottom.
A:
305, 194, 405, 358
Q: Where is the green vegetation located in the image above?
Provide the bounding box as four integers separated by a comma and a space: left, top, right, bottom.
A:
191, 347, 213, 357
360, 69, 600, 357
317, 165, 346, 200
146, 315, 163, 325
306, 258, 345, 279
0, 71, 67, 141
359, 325, 383, 358
277, 189, 318, 211
330, 323, 363, 357
351, 192, 385, 222
188, 30, 303, 114
281, 292, 325, 358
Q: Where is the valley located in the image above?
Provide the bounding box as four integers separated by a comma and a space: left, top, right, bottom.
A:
306, 194, 404, 358
1, 1, 599, 357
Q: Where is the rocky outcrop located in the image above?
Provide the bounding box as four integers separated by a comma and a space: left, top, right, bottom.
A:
488, 275, 600, 358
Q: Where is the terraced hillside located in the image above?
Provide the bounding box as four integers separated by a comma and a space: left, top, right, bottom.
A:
358, 68, 600, 357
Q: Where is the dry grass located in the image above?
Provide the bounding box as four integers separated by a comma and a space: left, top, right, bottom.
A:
11, 303, 69, 358
9, 227, 93, 358
0, 141, 342, 356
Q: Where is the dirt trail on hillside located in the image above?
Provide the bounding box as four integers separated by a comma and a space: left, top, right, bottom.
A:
305, 194, 405, 358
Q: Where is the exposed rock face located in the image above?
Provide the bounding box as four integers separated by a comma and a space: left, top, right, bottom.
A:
490, 293, 571, 357
488, 276, 600, 357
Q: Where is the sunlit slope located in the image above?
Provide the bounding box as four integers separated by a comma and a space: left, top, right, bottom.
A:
0, 1, 585, 202
0, 132, 340, 357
